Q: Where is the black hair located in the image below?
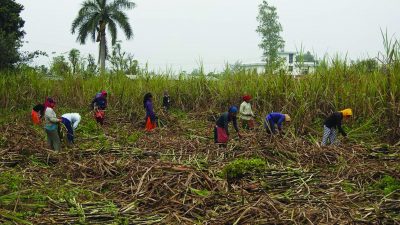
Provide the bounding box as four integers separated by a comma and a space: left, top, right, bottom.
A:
143, 93, 153, 108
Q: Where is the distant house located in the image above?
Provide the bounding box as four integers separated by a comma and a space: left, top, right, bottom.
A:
241, 51, 317, 76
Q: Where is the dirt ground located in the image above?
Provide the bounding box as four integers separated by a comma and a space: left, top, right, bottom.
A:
1, 110, 399, 224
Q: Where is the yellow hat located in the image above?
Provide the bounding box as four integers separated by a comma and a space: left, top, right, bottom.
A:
340, 108, 353, 117
284, 114, 291, 122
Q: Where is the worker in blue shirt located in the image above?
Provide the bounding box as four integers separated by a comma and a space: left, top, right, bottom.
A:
264, 112, 291, 134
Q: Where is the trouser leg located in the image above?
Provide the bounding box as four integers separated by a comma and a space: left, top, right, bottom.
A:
264, 120, 273, 134
214, 127, 218, 143
329, 129, 337, 145
46, 130, 53, 148
242, 120, 249, 129
62, 118, 74, 144
46, 129, 61, 151
321, 126, 331, 146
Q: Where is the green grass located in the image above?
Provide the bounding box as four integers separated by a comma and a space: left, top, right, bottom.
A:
1, 55, 399, 143
221, 158, 267, 181
373, 175, 400, 195
0, 171, 23, 192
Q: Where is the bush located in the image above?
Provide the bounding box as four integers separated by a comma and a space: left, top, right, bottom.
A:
373, 175, 400, 195
222, 158, 267, 181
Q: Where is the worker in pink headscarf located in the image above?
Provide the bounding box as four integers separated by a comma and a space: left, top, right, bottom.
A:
239, 95, 255, 129
91, 90, 107, 125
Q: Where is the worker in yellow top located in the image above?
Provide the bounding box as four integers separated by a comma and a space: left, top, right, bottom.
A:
322, 108, 353, 146
239, 95, 255, 129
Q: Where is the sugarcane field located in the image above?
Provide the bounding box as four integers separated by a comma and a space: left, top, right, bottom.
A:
1, 0, 400, 224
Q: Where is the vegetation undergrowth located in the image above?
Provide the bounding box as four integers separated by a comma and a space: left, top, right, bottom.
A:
373, 175, 400, 195
221, 158, 267, 181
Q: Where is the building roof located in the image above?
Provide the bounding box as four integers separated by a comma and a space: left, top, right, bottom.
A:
241, 63, 266, 67
278, 51, 297, 55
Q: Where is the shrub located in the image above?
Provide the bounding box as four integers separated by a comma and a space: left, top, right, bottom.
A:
221, 158, 267, 181
373, 175, 400, 195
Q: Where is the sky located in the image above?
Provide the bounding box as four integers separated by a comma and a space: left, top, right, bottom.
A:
17, 0, 400, 73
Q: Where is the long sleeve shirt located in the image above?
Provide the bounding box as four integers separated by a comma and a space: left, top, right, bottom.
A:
61, 113, 81, 129
92, 96, 107, 110
324, 112, 346, 136
163, 95, 171, 109
145, 100, 156, 121
44, 107, 58, 131
33, 104, 45, 118
239, 101, 254, 121
266, 113, 286, 133
216, 112, 239, 135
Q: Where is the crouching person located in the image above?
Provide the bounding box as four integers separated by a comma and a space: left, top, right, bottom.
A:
44, 98, 62, 151
91, 90, 107, 125
31, 103, 45, 125
61, 113, 81, 145
214, 106, 242, 146
264, 112, 291, 135
322, 108, 352, 146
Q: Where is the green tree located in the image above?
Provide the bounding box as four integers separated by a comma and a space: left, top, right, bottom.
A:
50, 56, 70, 77
109, 42, 139, 74
296, 51, 315, 63
0, 0, 25, 69
109, 42, 127, 73
256, 0, 285, 73
86, 54, 98, 75
71, 0, 135, 72
68, 48, 81, 75
126, 54, 139, 75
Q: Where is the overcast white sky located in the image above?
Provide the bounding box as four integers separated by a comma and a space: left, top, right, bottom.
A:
17, 0, 400, 72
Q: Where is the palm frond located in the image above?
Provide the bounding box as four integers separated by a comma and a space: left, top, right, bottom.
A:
109, 0, 136, 11
72, 0, 99, 34
79, 0, 99, 15
107, 18, 118, 45
75, 12, 101, 44
109, 10, 133, 39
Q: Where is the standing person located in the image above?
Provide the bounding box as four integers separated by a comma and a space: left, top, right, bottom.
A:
214, 106, 242, 145
239, 95, 255, 129
61, 113, 81, 145
44, 98, 62, 151
322, 108, 352, 146
144, 93, 157, 131
91, 90, 107, 125
162, 90, 171, 111
264, 112, 291, 135
31, 103, 45, 125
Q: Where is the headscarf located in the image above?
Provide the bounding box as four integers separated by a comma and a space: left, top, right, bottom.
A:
284, 114, 291, 122
340, 108, 353, 117
229, 106, 238, 114
143, 93, 153, 108
101, 90, 107, 97
242, 95, 252, 102
44, 97, 55, 109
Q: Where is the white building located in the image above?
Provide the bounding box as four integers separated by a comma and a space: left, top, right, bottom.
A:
241, 51, 317, 76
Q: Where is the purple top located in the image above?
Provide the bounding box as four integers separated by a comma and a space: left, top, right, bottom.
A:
145, 100, 156, 121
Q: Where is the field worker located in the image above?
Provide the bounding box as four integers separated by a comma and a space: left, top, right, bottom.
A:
239, 95, 255, 129
31, 103, 45, 125
264, 112, 291, 135
91, 90, 107, 125
214, 106, 242, 145
162, 90, 171, 111
144, 93, 157, 131
61, 113, 81, 145
44, 98, 62, 151
322, 108, 352, 146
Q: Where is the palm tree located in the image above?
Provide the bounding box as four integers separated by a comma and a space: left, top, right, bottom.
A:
71, 0, 135, 72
